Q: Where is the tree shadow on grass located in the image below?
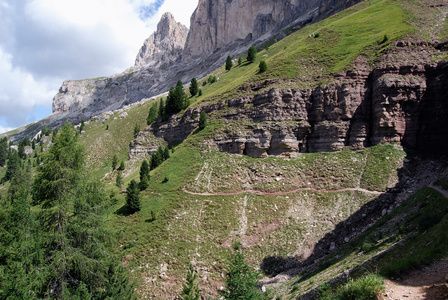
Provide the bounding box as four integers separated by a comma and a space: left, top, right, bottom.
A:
114, 204, 133, 216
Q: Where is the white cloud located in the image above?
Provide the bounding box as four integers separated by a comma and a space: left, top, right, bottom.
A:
0, 125, 14, 134
0, 0, 199, 131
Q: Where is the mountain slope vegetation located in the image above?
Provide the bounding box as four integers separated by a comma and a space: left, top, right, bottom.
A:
1, 0, 447, 299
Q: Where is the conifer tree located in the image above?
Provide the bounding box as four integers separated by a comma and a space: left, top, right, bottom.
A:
226, 55, 233, 71
258, 60, 268, 73
0, 137, 7, 167
238, 56, 242, 66
116, 171, 123, 188
190, 78, 199, 96
118, 161, 125, 171
159, 98, 166, 121
181, 263, 201, 300
199, 110, 207, 130
147, 102, 159, 125
219, 242, 262, 300
2, 149, 20, 183
247, 46, 257, 63
30, 124, 134, 298
139, 160, 150, 191
126, 179, 141, 212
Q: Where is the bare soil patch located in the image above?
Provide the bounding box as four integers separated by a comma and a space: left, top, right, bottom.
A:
381, 258, 448, 300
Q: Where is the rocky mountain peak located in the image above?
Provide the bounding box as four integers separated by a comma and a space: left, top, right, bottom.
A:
134, 12, 189, 68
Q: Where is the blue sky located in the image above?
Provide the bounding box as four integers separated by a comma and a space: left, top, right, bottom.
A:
0, 0, 198, 133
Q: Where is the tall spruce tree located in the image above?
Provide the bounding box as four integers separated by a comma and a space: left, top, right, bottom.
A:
199, 110, 207, 130
247, 46, 257, 63
190, 78, 199, 96
219, 242, 262, 300
139, 160, 150, 191
0, 137, 8, 167
2, 149, 21, 183
166, 80, 187, 115
147, 102, 159, 125
31, 124, 135, 298
126, 179, 141, 212
226, 55, 233, 71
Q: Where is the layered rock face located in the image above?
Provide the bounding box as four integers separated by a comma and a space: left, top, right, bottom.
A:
130, 43, 448, 158
135, 12, 188, 68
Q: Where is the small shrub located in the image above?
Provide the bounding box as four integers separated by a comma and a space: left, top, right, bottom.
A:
320, 274, 384, 300
258, 60, 268, 73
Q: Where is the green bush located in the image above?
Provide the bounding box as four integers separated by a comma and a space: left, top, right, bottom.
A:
319, 274, 384, 300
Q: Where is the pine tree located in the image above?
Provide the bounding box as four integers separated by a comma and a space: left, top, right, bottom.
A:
126, 179, 141, 212
247, 46, 257, 63
139, 160, 150, 191
30, 125, 135, 298
118, 161, 125, 171
147, 102, 159, 125
258, 60, 268, 73
112, 154, 118, 170
0, 137, 7, 167
159, 98, 166, 121
166, 80, 187, 115
181, 263, 201, 300
190, 78, 199, 96
2, 149, 20, 183
226, 55, 233, 71
219, 242, 262, 300
163, 146, 170, 161
150, 147, 164, 170
116, 171, 123, 188
199, 110, 207, 130
238, 56, 242, 66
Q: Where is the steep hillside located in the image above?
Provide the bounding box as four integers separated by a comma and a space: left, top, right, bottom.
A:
12, 0, 365, 139
1, 0, 447, 299
64, 0, 448, 298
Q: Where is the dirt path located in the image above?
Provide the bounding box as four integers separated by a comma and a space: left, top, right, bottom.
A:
429, 184, 448, 199
183, 187, 384, 196
381, 258, 448, 300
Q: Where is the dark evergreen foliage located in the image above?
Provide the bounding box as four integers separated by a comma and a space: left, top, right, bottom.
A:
2, 150, 20, 183
139, 160, 150, 191
226, 55, 233, 71
118, 161, 125, 171
190, 78, 199, 96
258, 60, 268, 73
0, 137, 7, 167
147, 102, 159, 125
199, 111, 207, 130
247, 46, 257, 63
126, 179, 141, 212
219, 242, 262, 300
166, 80, 187, 115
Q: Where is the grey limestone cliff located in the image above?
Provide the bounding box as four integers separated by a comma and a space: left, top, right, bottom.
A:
50, 0, 364, 126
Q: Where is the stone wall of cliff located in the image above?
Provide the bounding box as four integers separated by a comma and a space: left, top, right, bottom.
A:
129, 42, 448, 158
51, 0, 364, 124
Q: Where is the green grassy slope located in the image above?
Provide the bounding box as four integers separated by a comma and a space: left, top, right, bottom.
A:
62, 0, 448, 298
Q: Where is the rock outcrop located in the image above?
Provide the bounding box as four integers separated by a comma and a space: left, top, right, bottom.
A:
129, 42, 448, 158
49, 0, 364, 126
135, 12, 189, 68
183, 0, 363, 60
